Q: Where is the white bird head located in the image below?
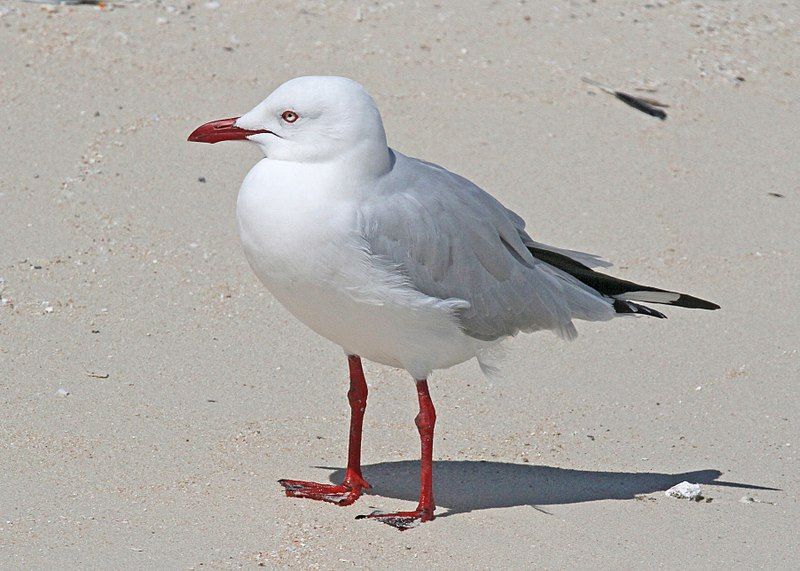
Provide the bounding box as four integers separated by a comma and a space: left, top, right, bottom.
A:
189, 76, 389, 167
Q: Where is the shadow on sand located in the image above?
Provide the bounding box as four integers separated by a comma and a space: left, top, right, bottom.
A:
323, 460, 777, 517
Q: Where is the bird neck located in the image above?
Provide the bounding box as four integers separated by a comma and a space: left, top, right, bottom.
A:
338, 136, 395, 180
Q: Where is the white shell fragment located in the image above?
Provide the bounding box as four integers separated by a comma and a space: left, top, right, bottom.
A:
664, 481, 702, 500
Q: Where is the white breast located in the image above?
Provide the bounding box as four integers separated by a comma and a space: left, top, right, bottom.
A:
235, 159, 480, 379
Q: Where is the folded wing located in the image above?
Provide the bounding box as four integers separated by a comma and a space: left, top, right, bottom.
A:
358, 153, 617, 341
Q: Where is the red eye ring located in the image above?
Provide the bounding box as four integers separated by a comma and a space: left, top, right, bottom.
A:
281, 110, 299, 123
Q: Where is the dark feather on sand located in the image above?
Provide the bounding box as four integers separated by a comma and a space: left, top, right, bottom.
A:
582, 77, 669, 120
614, 91, 667, 120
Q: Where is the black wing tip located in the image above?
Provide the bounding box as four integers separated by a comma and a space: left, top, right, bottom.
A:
675, 294, 721, 311
528, 245, 721, 311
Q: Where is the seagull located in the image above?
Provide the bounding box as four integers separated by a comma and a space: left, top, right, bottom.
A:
188, 76, 719, 530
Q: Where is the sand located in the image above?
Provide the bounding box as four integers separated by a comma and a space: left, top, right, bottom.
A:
1, 0, 798, 567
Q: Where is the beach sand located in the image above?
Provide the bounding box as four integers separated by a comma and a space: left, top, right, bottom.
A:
1, 1, 798, 567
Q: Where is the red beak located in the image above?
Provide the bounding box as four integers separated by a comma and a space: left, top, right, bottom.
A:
187, 117, 270, 144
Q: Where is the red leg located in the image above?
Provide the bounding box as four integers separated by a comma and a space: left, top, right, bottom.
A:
343, 354, 370, 490
278, 355, 370, 506
357, 379, 436, 530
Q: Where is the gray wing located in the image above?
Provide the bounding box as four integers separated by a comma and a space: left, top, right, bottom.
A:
358, 153, 614, 341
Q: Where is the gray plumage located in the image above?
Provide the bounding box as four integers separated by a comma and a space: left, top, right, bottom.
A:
359, 151, 618, 342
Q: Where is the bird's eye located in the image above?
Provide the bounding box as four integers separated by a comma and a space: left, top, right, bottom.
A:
281, 110, 299, 123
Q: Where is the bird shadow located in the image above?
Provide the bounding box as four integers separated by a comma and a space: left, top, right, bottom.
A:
322, 460, 777, 518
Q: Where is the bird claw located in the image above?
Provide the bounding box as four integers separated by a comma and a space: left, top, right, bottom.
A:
355, 509, 434, 531
278, 477, 367, 506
